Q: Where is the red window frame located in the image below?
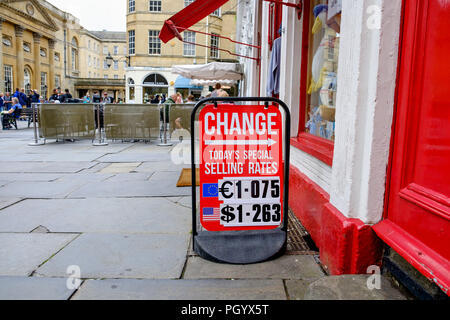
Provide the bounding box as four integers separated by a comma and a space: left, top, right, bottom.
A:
290, 0, 334, 166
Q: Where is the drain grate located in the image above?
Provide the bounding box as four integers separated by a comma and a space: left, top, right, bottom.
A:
286, 209, 319, 255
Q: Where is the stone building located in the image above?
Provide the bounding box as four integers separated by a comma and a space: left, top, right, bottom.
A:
0, 0, 126, 101
125, 0, 238, 104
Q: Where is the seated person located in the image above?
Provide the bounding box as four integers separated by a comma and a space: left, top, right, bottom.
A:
2, 97, 22, 129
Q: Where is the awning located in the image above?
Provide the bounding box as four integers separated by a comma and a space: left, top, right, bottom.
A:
174, 76, 203, 89
171, 62, 243, 81
190, 79, 237, 87
159, 0, 230, 43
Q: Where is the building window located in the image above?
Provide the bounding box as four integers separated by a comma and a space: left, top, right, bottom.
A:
103, 46, 108, 55
211, 8, 221, 17
128, 30, 135, 55
128, 78, 135, 101
71, 38, 79, 71
24, 68, 31, 89
55, 75, 61, 89
103, 60, 109, 69
4, 65, 13, 94
40, 72, 47, 99
113, 61, 119, 70
210, 33, 219, 59
303, 1, 340, 142
114, 75, 119, 79
2, 37, 12, 47
148, 30, 161, 55
184, 0, 194, 7
54, 52, 60, 62
23, 42, 31, 53
113, 46, 119, 55
88, 40, 91, 49
88, 55, 91, 67
129, 0, 135, 13
183, 31, 196, 57
149, 0, 161, 12
104, 75, 108, 79
40, 48, 46, 57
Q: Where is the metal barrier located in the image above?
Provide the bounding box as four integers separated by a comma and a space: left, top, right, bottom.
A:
38, 104, 95, 140
104, 104, 160, 141
34, 103, 197, 145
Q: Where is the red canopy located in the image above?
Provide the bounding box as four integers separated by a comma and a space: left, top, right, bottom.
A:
159, 0, 230, 43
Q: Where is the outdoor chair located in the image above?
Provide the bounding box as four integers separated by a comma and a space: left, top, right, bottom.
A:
2, 108, 22, 130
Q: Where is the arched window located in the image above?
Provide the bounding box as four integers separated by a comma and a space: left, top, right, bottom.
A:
24, 67, 32, 90
143, 73, 168, 86
142, 73, 168, 103
71, 37, 79, 71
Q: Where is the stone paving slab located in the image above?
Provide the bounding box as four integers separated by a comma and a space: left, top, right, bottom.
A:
134, 161, 188, 173
0, 153, 105, 162
36, 233, 189, 279
0, 276, 76, 300
0, 198, 22, 210
0, 161, 96, 173
0, 173, 64, 182
0, 198, 191, 234
285, 279, 320, 300
73, 279, 286, 300
0, 180, 88, 199
183, 255, 325, 280
99, 163, 142, 173
304, 275, 408, 300
54, 173, 115, 182
0, 233, 78, 276
104, 172, 154, 182
68, 173, 192, 198
97, 153, 171, 163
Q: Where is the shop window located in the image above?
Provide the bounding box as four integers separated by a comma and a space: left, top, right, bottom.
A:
292, 0, 341, 165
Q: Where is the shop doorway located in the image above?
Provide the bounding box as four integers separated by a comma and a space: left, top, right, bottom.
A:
374, 0, 450, 293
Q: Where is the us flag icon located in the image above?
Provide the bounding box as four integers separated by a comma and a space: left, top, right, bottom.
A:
203, 207, 220, 221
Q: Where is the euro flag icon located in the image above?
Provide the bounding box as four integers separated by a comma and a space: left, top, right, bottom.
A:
202, 183, 219, 198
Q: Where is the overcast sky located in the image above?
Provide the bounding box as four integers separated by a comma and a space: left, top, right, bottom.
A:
47, 0, 126, 31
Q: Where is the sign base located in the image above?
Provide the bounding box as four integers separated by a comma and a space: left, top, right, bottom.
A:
194, 229, 286, 264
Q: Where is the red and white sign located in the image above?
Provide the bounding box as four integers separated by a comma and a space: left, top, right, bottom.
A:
199, 104, 284, 232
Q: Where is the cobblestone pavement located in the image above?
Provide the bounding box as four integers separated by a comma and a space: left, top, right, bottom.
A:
0, 123, 407, 300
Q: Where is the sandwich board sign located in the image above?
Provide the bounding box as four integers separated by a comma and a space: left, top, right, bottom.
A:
191, 98, 290, 264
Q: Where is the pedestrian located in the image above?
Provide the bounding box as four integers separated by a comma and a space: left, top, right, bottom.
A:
60, 89, 72, 103
175, 92, 183, 104
0, 93, 4, 112
102, 92, 112, 104
1, 97, 22, 129
83, 93, 91, 104
31, 90, 40, 104
211, 83, 223, 97
49, 89, 59, 102
186, 95, 196, 104
3, 92, 12, 110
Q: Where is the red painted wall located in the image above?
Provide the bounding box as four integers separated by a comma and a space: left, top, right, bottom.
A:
289, 164, 383, 274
